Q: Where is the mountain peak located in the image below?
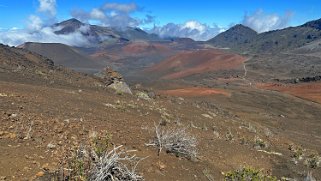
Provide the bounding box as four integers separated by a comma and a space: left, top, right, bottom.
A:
301, 18, 321, 30
54, 18, 85, 35
207, 24, 257, 47
56, 18, 84, 27
229, 24, 257, 33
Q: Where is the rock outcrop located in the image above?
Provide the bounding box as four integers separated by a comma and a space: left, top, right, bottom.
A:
95, 67, 132, 94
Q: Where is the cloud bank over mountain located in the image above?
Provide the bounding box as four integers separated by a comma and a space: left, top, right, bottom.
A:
0, 0, 91, 46
242, 9, 293, 33
0, 0, 294, 46
70, 2, 154, 28
148, 21, 225, 41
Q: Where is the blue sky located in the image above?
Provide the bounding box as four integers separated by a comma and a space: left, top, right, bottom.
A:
0, 0, 320, 29
0, 0, 321, 45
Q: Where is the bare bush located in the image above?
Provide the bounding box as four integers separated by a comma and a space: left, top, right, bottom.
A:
146, 124, 197, 159
24, 121, 33, 140
61, 145, 145, 181
304, 171, 316, 181
90, 145, 145, 181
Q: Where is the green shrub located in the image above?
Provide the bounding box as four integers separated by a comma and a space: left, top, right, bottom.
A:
224, 167, 277, 181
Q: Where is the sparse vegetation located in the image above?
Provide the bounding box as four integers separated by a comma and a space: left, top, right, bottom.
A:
253, 136, 268, 149
225, 129, 234, 141
224, 167, 277, 181
146, 123, 197, 159
24, 120, 33, 140
290, 146, 304, 160
60, 131, 145, 180
202, 169, 214, 181
90, 145, 145, 181
305, 154, 321, 169
91, 131, 113, 157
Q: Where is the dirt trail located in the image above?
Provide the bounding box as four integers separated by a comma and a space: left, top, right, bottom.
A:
241, 58, 252, 86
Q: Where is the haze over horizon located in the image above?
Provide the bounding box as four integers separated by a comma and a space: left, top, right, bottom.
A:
0, 0, 321, 45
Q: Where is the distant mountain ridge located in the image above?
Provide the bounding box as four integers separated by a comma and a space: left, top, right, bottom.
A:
208, 18, 321, 53
53, 18, 161, 46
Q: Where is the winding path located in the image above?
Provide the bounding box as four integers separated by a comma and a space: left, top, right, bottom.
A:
242, 58, 252, 86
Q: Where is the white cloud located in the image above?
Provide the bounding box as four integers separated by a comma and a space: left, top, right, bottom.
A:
242, 9, 293, 33
0, 0, 87, 47
182, 21, 205, 32
90, 8, 106, 19
103, 3, 137, 13
27, 15, 43, 31
38, 0, 56, 17
71, 2, 153, 28
149, 21, 225, 41
0, 26, 92, 47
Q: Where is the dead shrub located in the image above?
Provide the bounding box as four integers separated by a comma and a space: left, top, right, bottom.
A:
146, 123, 197, 159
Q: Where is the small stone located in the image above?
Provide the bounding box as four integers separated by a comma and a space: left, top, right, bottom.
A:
177, 97, 184, 101
201, 114, 213, 119
47, 143, 56, 149
213, 131, 220, 138
35, 171, 44, 177
57, 141, 63, 146
8, 133, 17, 139
157, 161, 166, 171
208, 111, 217, 117
42, 163, 50, 171
9, 113, 18, 118
147, 91, 156, 99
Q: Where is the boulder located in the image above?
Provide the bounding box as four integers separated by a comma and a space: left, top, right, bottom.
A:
95, 67, 132, 94
108, 81, 132, 95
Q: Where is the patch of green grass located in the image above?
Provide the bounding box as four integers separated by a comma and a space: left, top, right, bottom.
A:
305, 154, 321, 169
254, 137, 267, 149
291, 147, 303, 160
224, 167, 277, 181
91, 131, 112, 157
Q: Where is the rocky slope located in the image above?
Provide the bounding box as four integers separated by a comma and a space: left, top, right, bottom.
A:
1, 42, 321, 180
0, 43, 130, 94
20, 42, 102, 73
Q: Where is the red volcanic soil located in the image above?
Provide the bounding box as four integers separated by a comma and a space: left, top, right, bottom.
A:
146, 49, 246, 79
158, 87, 231, 97
257, 82, 321, 104
122, 41, 170, 55
90, 51, 121, 61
